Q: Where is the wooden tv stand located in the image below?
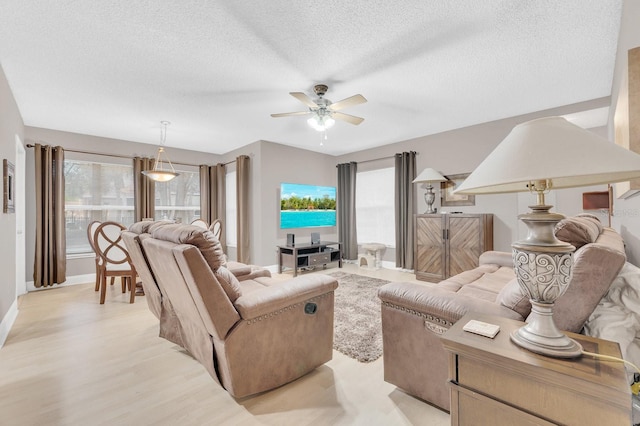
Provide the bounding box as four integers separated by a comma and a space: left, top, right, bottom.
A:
277, 241, 342, 277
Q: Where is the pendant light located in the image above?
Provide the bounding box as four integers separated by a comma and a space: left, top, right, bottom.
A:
142, 121, 179, 182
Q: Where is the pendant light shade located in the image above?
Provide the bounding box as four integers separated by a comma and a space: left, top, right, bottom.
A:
142, 121, 179, 182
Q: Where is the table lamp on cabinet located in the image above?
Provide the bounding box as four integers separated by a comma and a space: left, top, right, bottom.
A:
413, 168, 448, 214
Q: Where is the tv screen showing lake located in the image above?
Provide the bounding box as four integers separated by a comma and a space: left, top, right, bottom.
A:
280, 183, 336, 229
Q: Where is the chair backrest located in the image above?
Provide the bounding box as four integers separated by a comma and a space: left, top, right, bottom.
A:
191, 218, 209, 229
209, 219, 222, 240
87, 221, 101, 254
93, 221, 130, 266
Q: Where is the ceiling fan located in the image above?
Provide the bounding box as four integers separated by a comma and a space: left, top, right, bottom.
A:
271, 84, 367, 131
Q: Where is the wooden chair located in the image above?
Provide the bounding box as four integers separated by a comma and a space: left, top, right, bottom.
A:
209, 219, 222, 240
93, 221, 137, 304
87, 221, 103, 291
190, 218, 209, 229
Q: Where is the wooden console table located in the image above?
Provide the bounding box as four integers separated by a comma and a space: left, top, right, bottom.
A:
441, 313, 631, 425
277, 241, 342, 277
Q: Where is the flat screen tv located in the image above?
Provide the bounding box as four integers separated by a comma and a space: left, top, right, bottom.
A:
280, 183, 336, 229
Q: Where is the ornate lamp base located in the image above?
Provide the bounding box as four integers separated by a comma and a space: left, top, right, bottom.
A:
510, 300, 583, 358
424, 184, 437, 214
510, 199, 582, 358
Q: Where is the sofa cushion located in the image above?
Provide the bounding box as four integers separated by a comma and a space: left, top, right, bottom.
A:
151, 223, 228, 271
554, 215, 601, 248
497, 278, 532, 318
554, 215, 602, 249
457, 266, 516, 303
129, 220, 173, 235
553, 241, 626, 332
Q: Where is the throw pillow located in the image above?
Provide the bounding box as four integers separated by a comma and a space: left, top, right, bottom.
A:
496, 278, 532, 318
554, 216, 601, 249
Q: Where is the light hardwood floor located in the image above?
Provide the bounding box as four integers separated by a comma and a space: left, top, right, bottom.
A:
0, 264, 449, 426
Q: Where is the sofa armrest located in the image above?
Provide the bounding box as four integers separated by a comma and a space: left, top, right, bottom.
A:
226, 261, 272, 280
234, 274, 338, 320
479, 251, 513, 268
234, 267, 272, 281
378, 282, 523, 324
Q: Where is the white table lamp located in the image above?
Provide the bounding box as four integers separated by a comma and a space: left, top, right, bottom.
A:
413, 168, 448, 214
455, 116, 640, 358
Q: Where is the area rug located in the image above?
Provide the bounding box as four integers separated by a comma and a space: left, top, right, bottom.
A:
327, 271, 390, 363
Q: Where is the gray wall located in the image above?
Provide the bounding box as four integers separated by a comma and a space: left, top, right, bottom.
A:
609, 0, 640, 265
220, 140, 337, 266
24, 126, 223, 281
0, 63, 24, 330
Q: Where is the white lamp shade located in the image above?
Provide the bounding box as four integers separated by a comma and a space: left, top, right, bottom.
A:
455, 117, 640, 194
413, 168, 447, 183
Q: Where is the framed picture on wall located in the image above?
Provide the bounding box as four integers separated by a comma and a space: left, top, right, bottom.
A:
3, 159, 15, 213
441, 173, 475, 207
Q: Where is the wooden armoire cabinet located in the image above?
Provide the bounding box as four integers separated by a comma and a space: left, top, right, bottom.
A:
415, 213, 493, 282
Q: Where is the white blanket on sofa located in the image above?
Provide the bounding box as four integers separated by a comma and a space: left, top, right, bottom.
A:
584, 261, 640, 378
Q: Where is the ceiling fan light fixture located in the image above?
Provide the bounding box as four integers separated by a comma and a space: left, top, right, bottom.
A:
142, 121, 180, 182
272, 84, 365, 131
307, 114, 335, 131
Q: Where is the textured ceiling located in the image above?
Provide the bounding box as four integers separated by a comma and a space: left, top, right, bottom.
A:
0, 1, 623, 156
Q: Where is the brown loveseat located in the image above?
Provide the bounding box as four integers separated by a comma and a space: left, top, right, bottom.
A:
378, 215, 626, 411
123, 222, 338, 398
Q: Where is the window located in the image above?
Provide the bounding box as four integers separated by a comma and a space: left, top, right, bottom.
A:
226, 171, 237, 246
356, 167, 395, 247
154, 167, 200, 224
64, 160, 134, 255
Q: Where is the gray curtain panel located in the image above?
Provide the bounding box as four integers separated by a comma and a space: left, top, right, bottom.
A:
199, 163, 227, 224
236, 155, 250, 264
199, 165, 211, 223
395, 151, 416, 269
34, 144, 66, 288
199, 163, 226, 249
133, 157, 155, 222
337, 161, 358, 260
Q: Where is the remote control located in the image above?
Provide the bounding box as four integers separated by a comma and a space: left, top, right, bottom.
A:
463, 320, 500, 338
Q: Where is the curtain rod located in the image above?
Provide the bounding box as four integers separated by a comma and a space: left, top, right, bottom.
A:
339, 152, 419, 166
25, 143, 235, 167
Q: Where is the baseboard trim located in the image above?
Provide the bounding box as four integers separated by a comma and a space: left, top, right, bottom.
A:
0, 299, 18, 348
27, 273, 95, 292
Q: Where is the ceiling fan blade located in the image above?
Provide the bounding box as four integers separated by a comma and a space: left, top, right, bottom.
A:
290, 92, 318, 108
333, 112, 365, 125
329, 94, 367, 111
271, 111, 311, 118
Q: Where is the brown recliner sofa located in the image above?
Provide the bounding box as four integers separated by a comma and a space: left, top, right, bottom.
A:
125, 222, 338, 398
378, 215, 626, 411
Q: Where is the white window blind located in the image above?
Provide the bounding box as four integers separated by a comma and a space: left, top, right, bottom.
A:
356, 167, 395, 247
154, 166, 200, 224
64, 159, 134, 255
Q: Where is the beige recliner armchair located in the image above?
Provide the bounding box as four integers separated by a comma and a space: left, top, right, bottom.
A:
131, 223, 338, 398
123, 221, 274, 347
